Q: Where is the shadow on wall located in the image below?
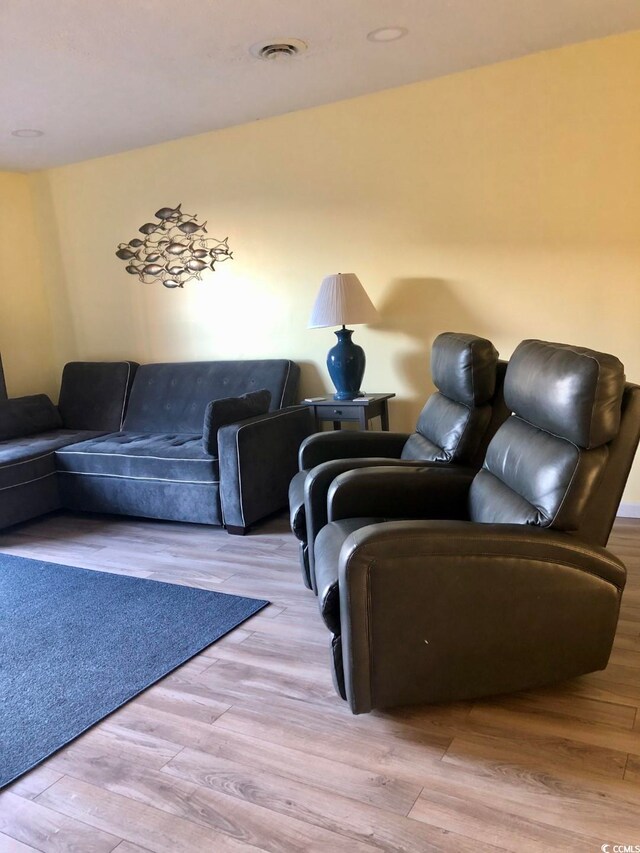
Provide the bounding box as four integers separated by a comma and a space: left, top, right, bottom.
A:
296, 361, 325, 402
376, 278, 482, 431
29, 175, 79, 381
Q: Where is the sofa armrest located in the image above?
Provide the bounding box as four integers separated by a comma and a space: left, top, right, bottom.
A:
217, 405, 314, 532
338, 521, 626, 713
327, 465, 474, 522
299, 430, 410, 469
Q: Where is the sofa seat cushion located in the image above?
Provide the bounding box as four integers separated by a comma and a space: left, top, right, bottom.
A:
0, 429, 105, 491
55, 432, 219, 483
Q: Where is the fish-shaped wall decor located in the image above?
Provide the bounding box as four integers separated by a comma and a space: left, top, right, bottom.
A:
115, 204, 233, 288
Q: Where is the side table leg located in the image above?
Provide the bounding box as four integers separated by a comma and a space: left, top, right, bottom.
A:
381, 403, 390, 431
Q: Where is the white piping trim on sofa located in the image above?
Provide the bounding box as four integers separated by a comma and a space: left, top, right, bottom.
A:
0, 451, 55, 470
57, 450, 215, 462
0, 472, 56, 491
58, 471, 219, 485
119, 362, 132, 429
279, 360, 292, 409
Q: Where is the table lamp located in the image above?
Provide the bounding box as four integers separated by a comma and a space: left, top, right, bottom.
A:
308, 273, 379, 400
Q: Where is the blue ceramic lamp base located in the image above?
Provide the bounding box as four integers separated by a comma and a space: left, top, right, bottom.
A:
327, 327, 366, 400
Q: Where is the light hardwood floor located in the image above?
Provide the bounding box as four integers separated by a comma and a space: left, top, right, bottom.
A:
1, 511, 639, 852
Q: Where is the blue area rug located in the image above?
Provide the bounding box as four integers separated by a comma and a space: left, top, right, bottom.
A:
0, 553, 268, 788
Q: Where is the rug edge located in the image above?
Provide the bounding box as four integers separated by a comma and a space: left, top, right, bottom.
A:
0, 598, 269, 790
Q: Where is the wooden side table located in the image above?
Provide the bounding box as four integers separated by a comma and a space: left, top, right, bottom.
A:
302, 393, 395, 431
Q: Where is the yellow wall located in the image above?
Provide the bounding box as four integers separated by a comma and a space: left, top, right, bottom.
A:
30, 30, 640, 500
0, 173, 56, 396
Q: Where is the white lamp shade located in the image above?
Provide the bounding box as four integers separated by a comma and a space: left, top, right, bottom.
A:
308, 273, 379, 329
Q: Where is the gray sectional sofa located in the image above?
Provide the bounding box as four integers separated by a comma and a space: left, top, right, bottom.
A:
0, 358, 310, 533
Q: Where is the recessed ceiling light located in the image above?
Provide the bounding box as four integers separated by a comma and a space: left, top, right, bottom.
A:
11, 128, 44, 138
250, 38, 308, 61
366, 27, 408, 43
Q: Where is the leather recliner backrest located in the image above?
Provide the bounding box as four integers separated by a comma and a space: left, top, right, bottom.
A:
469, 339, 627, 532
570, 381, 640, 546
401, 332, 500, 465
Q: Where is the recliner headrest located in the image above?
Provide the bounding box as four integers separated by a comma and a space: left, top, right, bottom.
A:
504, 339, 625, 449
431, 332, 498, 406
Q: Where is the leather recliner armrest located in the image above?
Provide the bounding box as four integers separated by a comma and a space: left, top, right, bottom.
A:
299, 430, 410, 469
327, 465, 475, 522
337, 520, 626, 713
303, 457, 462, 582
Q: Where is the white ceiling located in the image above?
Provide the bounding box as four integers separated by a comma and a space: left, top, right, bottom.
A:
2, 0, 640, 172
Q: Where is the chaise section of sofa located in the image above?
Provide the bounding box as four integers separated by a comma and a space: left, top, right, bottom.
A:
0, 362, 138, 530
55, 359, 312, 532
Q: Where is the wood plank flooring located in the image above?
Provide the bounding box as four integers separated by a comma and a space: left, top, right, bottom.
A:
1, 511, 639, 852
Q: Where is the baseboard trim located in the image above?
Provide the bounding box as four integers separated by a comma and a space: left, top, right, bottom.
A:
617, 502, 640, 518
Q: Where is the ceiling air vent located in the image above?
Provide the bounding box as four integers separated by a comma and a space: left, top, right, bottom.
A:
250, 39, 308, 61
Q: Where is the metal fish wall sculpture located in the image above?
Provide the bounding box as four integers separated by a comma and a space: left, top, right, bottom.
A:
115, 204, 233, 288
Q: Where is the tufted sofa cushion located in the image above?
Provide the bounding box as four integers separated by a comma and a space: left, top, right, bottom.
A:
0, 430, 106, 492
55, 433, 219, 483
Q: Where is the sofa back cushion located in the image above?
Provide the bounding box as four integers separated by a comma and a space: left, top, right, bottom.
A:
202, 390, 272, 454
0, 395, 62, 441
123, 360, 299, 433
58, 361, 138, 431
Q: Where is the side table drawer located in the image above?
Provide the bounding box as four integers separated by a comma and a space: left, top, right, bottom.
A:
316, 404, 362, 421
302, 393, 393, 431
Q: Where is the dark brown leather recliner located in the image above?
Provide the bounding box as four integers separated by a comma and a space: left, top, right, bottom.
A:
313, 339, 640, 714
289, 332, 510, 591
